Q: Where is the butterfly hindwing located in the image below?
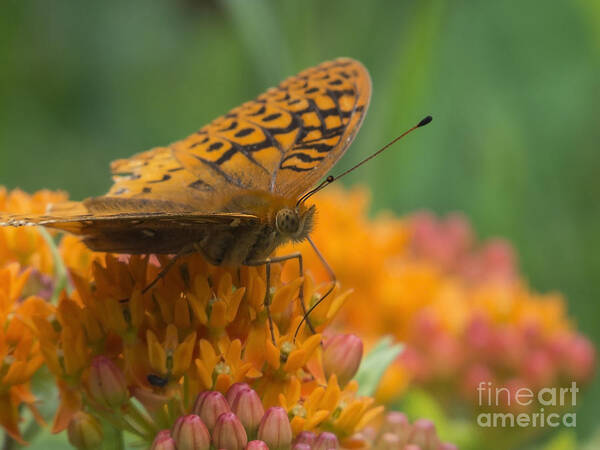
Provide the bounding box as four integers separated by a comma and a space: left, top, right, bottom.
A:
0, 199, 258, 254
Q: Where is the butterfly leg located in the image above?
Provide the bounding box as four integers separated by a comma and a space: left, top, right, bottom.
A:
141, 244, 194, 295
293, 237, 337, 342
246, 252, 314, 346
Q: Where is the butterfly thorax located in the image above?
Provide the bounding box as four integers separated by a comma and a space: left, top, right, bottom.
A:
198, 191, 316, 266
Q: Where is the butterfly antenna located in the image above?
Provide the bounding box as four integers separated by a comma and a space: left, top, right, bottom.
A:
297, 115, 433, 206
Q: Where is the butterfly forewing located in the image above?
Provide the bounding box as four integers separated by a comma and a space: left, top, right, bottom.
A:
109, 58, 371, 205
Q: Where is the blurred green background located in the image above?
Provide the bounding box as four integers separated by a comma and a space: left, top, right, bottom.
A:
1, 0, 598, 448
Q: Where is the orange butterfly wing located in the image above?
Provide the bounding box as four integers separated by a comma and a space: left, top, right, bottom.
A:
107, 58, 371, 207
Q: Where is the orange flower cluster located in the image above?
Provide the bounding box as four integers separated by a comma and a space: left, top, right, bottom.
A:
0, 187, 67, 274
284, 188, 596, 410
0, 189, 68, 443
40, 253, 382, 447
0, 264, 53, 443
0, 187, 390, 448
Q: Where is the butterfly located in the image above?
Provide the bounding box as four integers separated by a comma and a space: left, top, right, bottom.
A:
1, 58, 433, 339
1, 58, 370, 264
0, 58, 375, 335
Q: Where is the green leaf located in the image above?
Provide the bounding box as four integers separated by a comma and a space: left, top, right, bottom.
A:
355, 336, 403, 397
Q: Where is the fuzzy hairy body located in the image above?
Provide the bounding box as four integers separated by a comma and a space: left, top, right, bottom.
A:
83, 220, 282, 265
79, 191, 315, 265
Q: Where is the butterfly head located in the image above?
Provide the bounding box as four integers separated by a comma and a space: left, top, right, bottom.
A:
275, 204, 316, 242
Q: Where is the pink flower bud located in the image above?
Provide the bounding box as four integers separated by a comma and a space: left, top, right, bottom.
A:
87, 356, 128, 409
293, 431, 317, 446
376, 432, 401, 450
192, 390, 231, 431
292, 445, 311, 450
381, 412, 410, 445
213, 412, 248, 450
359, 426, 377, 443
409, 419, 440, 450
67, 412, 103, 450
246, 440, 270, 450
150, 430, 176, 450
231, 387, 265, 438
257, 407, 293, 450
322, 334, 363, 386
523, 349, 555, 389
171, 414, 210, 450
226, 382, 251, 405
438, 444, 459, 450
313, 432, 339, 450
565, 334, 596, 382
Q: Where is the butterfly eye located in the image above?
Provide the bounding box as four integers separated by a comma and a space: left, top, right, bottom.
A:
275, 208, 300, 235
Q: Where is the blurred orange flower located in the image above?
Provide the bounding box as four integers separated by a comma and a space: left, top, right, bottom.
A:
0, 263, 54, 443
0, 187, 67, 274
283, 187, 596, 409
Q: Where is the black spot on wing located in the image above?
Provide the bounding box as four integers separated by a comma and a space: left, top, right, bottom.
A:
263, 113, 281, 122
235, 128, 254, 138
218, 121, 238, 132
208, 142, 224, 151
248, 105, 266, 116
188, 179, 214, 192
190, 136, 209, 148
148, 174, 171, 183
281, 152, 325, 164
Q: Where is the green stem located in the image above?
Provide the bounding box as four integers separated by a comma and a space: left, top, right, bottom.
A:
2, 432, 16, 450
103, 423, 125, 450
38, 228, 73, 302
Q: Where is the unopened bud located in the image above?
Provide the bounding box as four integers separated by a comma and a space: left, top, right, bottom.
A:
67, 412, 103, 450
226, 382, 251, 405
151, 430, 176, 450
409, 419, 440, 450
375, 432, 401, 450
313, 431, 340, 450
172, 414, 210, 450
322, 334, 363, 386
257, 406, 293, 450
382, 412, 410, 445
213, 412, 248, 450
231, 387, 265, 438
246, 440, 270, 450
292, 445, 311, 450
293, 431, 317, 446
87, 356, 128, 409
192, 390, 231, 431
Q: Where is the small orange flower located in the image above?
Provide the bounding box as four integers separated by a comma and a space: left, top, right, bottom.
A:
0, 188, 67, 274
0, 263, 53, 442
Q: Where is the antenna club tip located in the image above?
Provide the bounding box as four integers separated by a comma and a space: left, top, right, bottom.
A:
418, 115, 433, 127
